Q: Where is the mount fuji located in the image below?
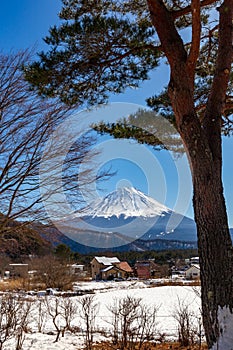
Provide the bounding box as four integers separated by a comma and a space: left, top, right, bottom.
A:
57, 187, 198, 250
79, 187, 170, 218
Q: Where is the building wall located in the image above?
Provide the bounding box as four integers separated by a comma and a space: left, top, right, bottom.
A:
102, 267, 129, 280
135, 263, 151, 279
102, 268, 119, 280
91, 259, 104, 280
185, 266, 200, 280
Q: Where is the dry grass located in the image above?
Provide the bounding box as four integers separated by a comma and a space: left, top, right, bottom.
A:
151, 281, 201, 288
92, 341, 207, 349
0, 278, 26, 291
0, 278, 46, 292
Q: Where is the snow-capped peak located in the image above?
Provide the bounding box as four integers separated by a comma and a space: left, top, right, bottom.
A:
79, 187, 170, 218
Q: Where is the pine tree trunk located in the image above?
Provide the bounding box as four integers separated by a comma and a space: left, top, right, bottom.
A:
147, 1, 233, 346
168, 88, 233, 348
191, 154, 233, 348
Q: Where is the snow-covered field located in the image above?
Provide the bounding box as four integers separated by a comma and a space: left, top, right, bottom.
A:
2, 281, 202, 350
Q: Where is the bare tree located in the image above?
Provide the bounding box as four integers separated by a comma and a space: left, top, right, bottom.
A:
173, 298, 200, 347
78, 295, 99, 350
135, 303, 159, 349
35, 298, 47, 333
15, 298, 33, 350
108, 296, 143, 350
44, 296, 64, 342
60, 297, 79, 333
0, 294, 32, 350
0, 51, 109, 233
0, 294, 19, 349
31, 255, 75, 290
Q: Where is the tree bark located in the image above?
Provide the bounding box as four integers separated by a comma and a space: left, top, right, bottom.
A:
168, 79, 233, 348
147, 0, 233, 347
180, 117, 233, 346
192, 150, 233, 347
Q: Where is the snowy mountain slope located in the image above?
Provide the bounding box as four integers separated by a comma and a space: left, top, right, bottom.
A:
57, 187, 197, 248
78, 212, 197, 242
79, 187, 170, 218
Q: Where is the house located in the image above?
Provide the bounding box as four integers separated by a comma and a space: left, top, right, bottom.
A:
69, 264, 86, 277
90, 256, 133, 280
134, 261, 151, 279
91, 256, 120, 280
101, 265, 122, 280
69, 264, 84, 274
118, 261, 133, 278
185, 256, 199, 265
101, 261, 133, 280
134, 260, 167, 279
185, 264, 200, 280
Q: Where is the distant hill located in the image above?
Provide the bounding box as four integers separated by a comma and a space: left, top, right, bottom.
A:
37, 224, 233, 254
0, 216, 52, 258
35, 223, 99, 254
37, 222, 198, 253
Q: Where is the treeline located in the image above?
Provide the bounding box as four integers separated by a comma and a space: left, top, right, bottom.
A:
50, 244, 198, 266
75, 248, 198, 267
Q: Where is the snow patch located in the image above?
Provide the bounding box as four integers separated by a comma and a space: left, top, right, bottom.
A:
211, 306, 233, 350
94, 256, 120, 265
78, 187, 170, 218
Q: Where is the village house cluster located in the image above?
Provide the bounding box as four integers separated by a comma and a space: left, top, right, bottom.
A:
0, 255, 200, 283
90, 256, 200, 281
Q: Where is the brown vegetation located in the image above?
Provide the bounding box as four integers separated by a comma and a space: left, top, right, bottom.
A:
92, 341, 207, 350
0, 216, 51, 258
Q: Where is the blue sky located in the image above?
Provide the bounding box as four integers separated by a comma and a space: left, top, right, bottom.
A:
1, 0, 233, 226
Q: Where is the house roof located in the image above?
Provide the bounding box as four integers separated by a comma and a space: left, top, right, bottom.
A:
191, 264, 200, 269
186, 264, 200, 272
118, 261, 133, 273
94, 256, 120, 266
101, 266, 117, 272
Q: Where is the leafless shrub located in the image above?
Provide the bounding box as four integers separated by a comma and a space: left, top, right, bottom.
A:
0, 294, 20, 349
44, 296, 64, 342
173, 297, 200, 346
78, 295, 99, 350
35, 298, 47, 333
108, 296, 141, 349
108, 295, 159, 350
15, 298, 33, 350
60, 297, 79, 333
0, 294, 33, 350
135, 302, 160, 349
